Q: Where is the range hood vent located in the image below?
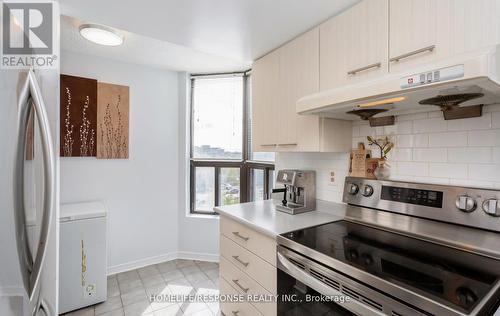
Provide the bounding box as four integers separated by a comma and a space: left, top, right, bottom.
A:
419, 93, 484, 110
297, 45, 500, 120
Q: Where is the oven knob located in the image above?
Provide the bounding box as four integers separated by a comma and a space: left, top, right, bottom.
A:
348, 249, 359, 260
456, 287, 477, 308
348, 183, 359, 195
361, 185, 374, 197
362, 253, 373, 265
455, 195, 476, 213
482, 199, 500, 217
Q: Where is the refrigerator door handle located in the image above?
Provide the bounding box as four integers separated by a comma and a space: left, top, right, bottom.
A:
13, 70, 55, 301
34, 299, 52, 316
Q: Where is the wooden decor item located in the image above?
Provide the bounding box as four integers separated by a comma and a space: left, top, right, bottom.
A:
349, 143, 379, 179
97, 82, 129, 159
349, 143, 370, 177
60, 75, 98, 157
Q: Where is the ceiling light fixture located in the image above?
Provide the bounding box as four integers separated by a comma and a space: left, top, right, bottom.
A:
79, 24, 124, 46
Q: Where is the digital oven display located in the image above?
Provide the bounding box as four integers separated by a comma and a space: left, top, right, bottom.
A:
381, 186, 443, 208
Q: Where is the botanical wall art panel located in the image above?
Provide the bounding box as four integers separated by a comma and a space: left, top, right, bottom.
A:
97, 82, 129, 159
60, 74, 98, 157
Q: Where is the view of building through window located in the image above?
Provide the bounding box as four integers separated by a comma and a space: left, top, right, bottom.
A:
192, 76, 243, 159
190, 73, 274, 214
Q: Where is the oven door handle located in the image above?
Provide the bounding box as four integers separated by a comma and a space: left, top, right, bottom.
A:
277, 252, 386, 316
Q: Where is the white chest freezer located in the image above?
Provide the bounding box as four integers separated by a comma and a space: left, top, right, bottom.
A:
59, 202, 107, 314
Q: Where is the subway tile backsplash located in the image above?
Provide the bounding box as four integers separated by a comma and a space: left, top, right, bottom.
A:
276, 104, 500, 203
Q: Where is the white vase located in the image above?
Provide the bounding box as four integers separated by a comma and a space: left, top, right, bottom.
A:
374, 159, 390, 180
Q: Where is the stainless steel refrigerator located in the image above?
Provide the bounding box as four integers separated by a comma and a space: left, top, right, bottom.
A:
0, 18, 60, 316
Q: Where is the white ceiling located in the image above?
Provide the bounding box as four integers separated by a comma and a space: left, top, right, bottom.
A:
61, 15, 251, 73
60, 0, 360, 72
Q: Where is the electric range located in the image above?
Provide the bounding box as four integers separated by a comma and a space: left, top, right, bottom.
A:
277, 177, 500, 316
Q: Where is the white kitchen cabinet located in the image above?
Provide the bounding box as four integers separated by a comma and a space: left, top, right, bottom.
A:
278, 27, 320, 151
219, 215, 277, 316
389, 0, 500, 73
320, 0, 389, 90
252, 27, 352, 153
252, 48, 280, 151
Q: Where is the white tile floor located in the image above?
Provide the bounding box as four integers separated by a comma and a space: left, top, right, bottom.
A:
62, 259, 220, 316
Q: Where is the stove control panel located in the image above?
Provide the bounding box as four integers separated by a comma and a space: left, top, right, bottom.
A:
381, 185, 443, 208
343, 177, 500, 233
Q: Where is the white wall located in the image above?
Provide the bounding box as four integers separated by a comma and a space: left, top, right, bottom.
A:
277, 105, 500, 203
177, 72, 220, 261
60, 51, 180, 273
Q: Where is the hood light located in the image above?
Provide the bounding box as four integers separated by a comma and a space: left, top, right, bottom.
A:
79, 24, 124, 46
358, 96, 406, 108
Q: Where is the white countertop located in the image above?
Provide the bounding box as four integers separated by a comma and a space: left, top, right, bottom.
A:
214, 199, 347, 238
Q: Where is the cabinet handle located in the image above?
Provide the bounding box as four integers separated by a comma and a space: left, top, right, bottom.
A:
232, 255, 250, 267
347, 62, 382, 75
261, 144, 277, 147
278, 143, 297, 146
232, 279, 249, 293
232, 231, 250, 241
390, 45, 436, 62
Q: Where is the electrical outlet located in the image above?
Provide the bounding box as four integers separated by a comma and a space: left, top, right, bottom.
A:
84, 284, 96, 298
328, 171, 336, 186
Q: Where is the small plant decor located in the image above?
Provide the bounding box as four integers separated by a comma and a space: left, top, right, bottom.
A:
367, 136, 394, 159
367, 136, 394, 180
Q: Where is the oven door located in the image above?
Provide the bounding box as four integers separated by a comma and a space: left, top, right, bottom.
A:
277, 246, 429, 316
278, 249, 377, 316
277, 266, 356, 316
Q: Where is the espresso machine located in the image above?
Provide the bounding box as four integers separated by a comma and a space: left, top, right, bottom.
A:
272, 170, 316, 214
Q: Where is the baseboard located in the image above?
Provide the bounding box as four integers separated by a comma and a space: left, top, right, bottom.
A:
107, 252, 177, 275
107, 251, 219, 276
177, 251, 219, 262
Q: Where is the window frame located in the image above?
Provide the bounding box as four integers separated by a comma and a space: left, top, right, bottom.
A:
189, 71, 274, 215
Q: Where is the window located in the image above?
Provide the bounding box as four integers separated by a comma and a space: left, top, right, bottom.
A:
190, 73, 275, 214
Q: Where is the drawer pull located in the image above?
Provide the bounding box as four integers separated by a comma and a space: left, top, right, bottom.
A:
347, 62, 381, 75
232, 311, 239, 316
261, 143, 277, 147
278, 143, 297, 146
232, 279, 249, 293
390, 45, 436, 62
232, 231, 250, 241
232, 255, 249, 267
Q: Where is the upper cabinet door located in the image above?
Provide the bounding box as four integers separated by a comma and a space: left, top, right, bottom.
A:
320, 0, 389, 91
279, 27, 321, 151
389, 0, 438, 72
389, 0, 500, 73
251, 49, 280, 151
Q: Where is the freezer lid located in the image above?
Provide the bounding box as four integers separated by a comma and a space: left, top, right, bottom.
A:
60, 201, 107, 222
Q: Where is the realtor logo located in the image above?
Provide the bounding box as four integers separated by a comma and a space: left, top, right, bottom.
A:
1, 0, 58, 69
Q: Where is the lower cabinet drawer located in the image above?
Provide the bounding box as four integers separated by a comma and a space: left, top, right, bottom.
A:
220, 234, 277, 294
220, 278, 263, 316
220, 256, 277, 316
220, 216, 276, 266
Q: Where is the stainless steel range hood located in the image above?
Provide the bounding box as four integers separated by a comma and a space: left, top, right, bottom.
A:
297, 45, 500, 120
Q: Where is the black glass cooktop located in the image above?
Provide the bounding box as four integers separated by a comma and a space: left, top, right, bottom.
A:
281, 220, 500, 313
